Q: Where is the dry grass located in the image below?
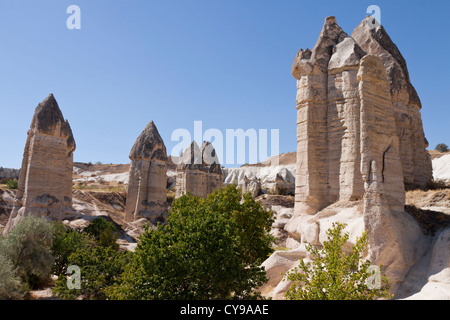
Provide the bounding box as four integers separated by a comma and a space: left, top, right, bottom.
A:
72, 182, 127, 193
406, 188, 450, 208
255, 194, 295, 209
428, 149, 450, 160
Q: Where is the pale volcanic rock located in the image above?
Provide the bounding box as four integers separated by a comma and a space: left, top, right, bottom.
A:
262, 16, 436, 299
175, 141, 207, 199
239, 176, 262, 197
0, 167, 20, 180
125, 121, 168, 222
359, 55, 418, 291
292, 16, 432, 218
358, 54, 406, 213
175, 141, 223, 199
292, 16, 348, 214
222, 163, 296, 196
351, 17, 432, 189
327, 36, 366, 204
432, 153, 450, 183
3, 94, 76, 235
201, 141, 223, 195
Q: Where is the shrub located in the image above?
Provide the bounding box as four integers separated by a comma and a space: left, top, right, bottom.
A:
6, 179, 18, 190
52, 246, 130, 300
52, 218, 128, 300
0, 216, 54, 289
51, 222, 94, 276
110, 185, 274, 300
84, 217, 119, 250
0, 253, 23, 299
435, 143, 449, 153
284, 222, 392, 300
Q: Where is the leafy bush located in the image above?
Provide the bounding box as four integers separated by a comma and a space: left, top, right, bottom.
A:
51, 222, 94, 276
5, 178, 18, 190
284, 222, 392, 300
52, 218, 128, 300
110, 185, 274, 300
84, 217, 119, 250
0, 253, 23, 299
0, 216, 54, 289
52, 246, 130, 300
435, 143, 449, 153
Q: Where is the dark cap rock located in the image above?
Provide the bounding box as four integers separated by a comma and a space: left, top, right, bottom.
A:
30, 94, 76, 153
129, 121, 167, 161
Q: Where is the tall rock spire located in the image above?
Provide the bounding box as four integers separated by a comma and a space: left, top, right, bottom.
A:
292, 16, 432, 218
175, 141, 223, 199
125, 121, 168, 222
292, 16, 348, 214
351, 17, 432, 188
291, 15, 433, 294
3, 94, 76, 235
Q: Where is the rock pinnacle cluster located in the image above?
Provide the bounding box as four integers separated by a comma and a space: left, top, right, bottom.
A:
292, 16, 432, 216
175, 141, 223, 199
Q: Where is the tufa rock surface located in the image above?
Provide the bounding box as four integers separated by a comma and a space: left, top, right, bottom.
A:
175, 141, 223, 198
292, 16, 432, 216
125, 121, 168, 222
0, 167, 20, 180
351, 17, 432, 189
3, 94, 76, 235
262, 16, 435, 298
358, 54, 418, 290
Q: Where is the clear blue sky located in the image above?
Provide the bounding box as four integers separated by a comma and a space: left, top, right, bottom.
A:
0, 0, 449, 168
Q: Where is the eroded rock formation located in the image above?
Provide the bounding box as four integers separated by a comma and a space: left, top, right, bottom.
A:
358, 55, 420, 289
0, 167, 20, 180
352, 17, 432, 189
175, 141, 223, 198
240, 176, 262, 197
292, 16, 432, 216
3, 94, 76, 235
125, 121, 168, 222
261, 16, 435, 298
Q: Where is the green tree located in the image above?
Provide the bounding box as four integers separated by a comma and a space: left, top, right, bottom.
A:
109, 185, 274, 300
5, 178, 18, 190
0, 253, 23, 299
83, 217, 119, 250
0, 216, 54, 289
435, 143, 449, 153
51, 222, 94, 276
52, 245, 130, 300
284, 222, 392, 300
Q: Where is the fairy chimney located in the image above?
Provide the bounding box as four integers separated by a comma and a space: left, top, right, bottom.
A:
125, 121, 168, 222
3, 94, 76, 235
175, 141, 223, 198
